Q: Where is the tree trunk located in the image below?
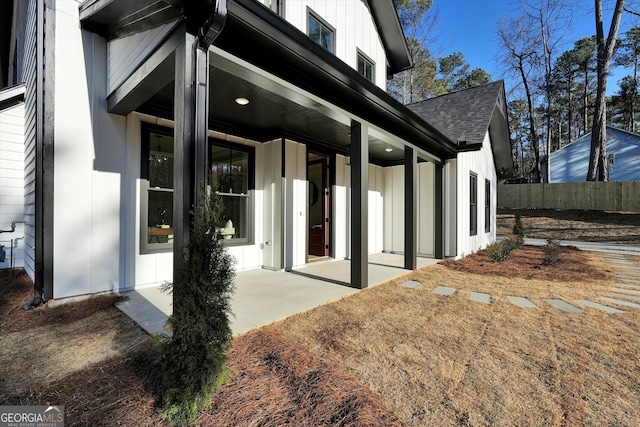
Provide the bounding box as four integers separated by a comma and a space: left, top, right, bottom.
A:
587, 0, 624, 181
520, 60, 542, 183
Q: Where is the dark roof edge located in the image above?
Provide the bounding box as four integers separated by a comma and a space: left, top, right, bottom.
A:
367, 0, 412, 75
0, 83, 26, 110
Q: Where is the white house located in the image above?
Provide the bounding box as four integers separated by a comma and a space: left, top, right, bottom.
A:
0, 0, 513, 304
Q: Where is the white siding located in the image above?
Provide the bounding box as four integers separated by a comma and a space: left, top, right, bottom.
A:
368, 164, 384, 253
455, 131, 497, 257
0, 102, 25, 269
261, 139, 284, 269
283, 140, 307, 269
284, 0, 388, 88
333, 153, 350, 259
444, 159, 457, 258
107, 20, 178, 94
383, 162, 435, 256
53, 3, 128, 298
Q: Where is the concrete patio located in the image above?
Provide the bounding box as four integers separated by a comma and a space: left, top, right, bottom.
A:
116, 253, 438, 336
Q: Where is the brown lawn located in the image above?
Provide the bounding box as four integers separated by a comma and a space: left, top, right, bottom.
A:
2, 244, 639, 426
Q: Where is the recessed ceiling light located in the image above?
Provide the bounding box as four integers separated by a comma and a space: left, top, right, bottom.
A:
235, 97, 250, 106
385, 148, 393, 152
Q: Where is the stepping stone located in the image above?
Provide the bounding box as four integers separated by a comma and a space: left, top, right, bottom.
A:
507, 296, 538, 308
575, 300, 625, 314
400, 280, 421, 289
432, 286, 456, 296
599, 297, 640, 309
609, 292, 640, 302
543, 299, 584, 313
612, 288, 640, 296
470, 292, 492, 304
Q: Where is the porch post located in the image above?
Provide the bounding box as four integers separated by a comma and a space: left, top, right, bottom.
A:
173, 35, 195, 283
434, 162, 444, 259
193, 47, 210, 207
404, 147, 417, 270
350, 120, 368, 289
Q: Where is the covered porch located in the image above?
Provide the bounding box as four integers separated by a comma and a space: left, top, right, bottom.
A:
117, 253, 439, 335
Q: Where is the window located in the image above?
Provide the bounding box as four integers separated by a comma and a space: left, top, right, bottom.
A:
357, 51, 375, 82
141, 124, 174, 253
470, 173, 477, 236
308, 11, 334, 53
485, 179, 491, 233
209, 140, 255, 244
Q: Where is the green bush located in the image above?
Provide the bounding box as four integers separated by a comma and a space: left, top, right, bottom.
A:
157, 182, 236, 426
542, 239, 563, 266
487, 237, 523, 263
512, 210, 525, 239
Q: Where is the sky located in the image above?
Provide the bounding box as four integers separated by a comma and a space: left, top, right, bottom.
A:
433, 0, 640, 96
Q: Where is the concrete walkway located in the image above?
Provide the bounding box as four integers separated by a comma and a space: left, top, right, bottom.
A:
498, 237, 640, 256
117, 253, 438, 336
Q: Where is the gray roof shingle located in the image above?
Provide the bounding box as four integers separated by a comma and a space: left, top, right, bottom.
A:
406, 80, 504, 146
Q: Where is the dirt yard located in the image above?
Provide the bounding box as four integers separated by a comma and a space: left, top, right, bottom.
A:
1, 241, 639, 425
497, 208, 640, 244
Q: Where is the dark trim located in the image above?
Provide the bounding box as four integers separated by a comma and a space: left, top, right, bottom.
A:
172, 35, 194, 284
404, 147, 416, 270
469, 172, 478, 237
367, 0, 411, 75
350, 120, 368, 289
0, 84, 25, 111
434, 163, 443, 259
34, 0, 55, 301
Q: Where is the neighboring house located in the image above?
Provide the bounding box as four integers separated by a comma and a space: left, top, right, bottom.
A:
407, 81, 512, 257
550, 126, 640, 182
0, 0, 513, 302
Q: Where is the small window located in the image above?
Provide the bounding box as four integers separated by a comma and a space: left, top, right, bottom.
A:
210, 140, 255, 244
308, 11, 334, 53
357, 51, 375, 82
485, 179, 491, 233
141, 124, 174, 253
470, 173, 477, 236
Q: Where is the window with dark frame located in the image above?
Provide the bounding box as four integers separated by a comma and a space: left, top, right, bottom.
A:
308, 11, 334, 53
209, 140, 255, 244
357, 51, 375, 82
485, 179, 491, 233
141, 124, 175, 253
470, 173, 477, 236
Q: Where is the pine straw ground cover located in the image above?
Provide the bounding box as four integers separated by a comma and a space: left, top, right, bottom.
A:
2, 245, 640, 426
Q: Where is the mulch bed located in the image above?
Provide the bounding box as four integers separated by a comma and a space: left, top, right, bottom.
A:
440, 245, 611, 282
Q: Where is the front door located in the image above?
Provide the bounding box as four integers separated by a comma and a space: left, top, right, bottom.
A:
308, 154, 329, 258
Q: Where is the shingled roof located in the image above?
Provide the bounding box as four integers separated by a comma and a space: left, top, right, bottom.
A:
406, 80, 505, 146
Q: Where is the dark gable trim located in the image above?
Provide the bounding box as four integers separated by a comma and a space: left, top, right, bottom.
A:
366, 0, 412, 75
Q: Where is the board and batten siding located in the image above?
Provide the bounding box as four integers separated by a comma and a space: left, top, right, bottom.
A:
455, 131, 497, 258
107, 20, 178, 95
284, 0, 388, 88
0, 101, 26, 269
383, 162, 436, 257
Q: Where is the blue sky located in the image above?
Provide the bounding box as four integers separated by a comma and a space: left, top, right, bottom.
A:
434, 0, 640, 95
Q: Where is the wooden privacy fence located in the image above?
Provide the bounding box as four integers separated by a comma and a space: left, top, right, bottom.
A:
498, 182, 640, 212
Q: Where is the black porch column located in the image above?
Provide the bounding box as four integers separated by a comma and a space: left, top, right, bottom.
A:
173, 35, 195, 283
404, 147, 417, 270
350, 120, 368, 289
434, 162, 444, 259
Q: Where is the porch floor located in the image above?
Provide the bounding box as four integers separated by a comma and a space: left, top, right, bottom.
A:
116, 253, 438, 336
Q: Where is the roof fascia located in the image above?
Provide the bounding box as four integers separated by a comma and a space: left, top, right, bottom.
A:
222, 0, 457, 158
366, 0, 412, 75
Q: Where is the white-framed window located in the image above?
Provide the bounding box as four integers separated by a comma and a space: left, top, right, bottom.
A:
357, 50, 375, 82
140, 123, 174, 254
470, 172, 477, 236
308, 9, 335, 53
209, 139, 255, 245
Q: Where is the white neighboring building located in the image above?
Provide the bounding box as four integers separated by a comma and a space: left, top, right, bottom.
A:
0, 0, 513, 301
